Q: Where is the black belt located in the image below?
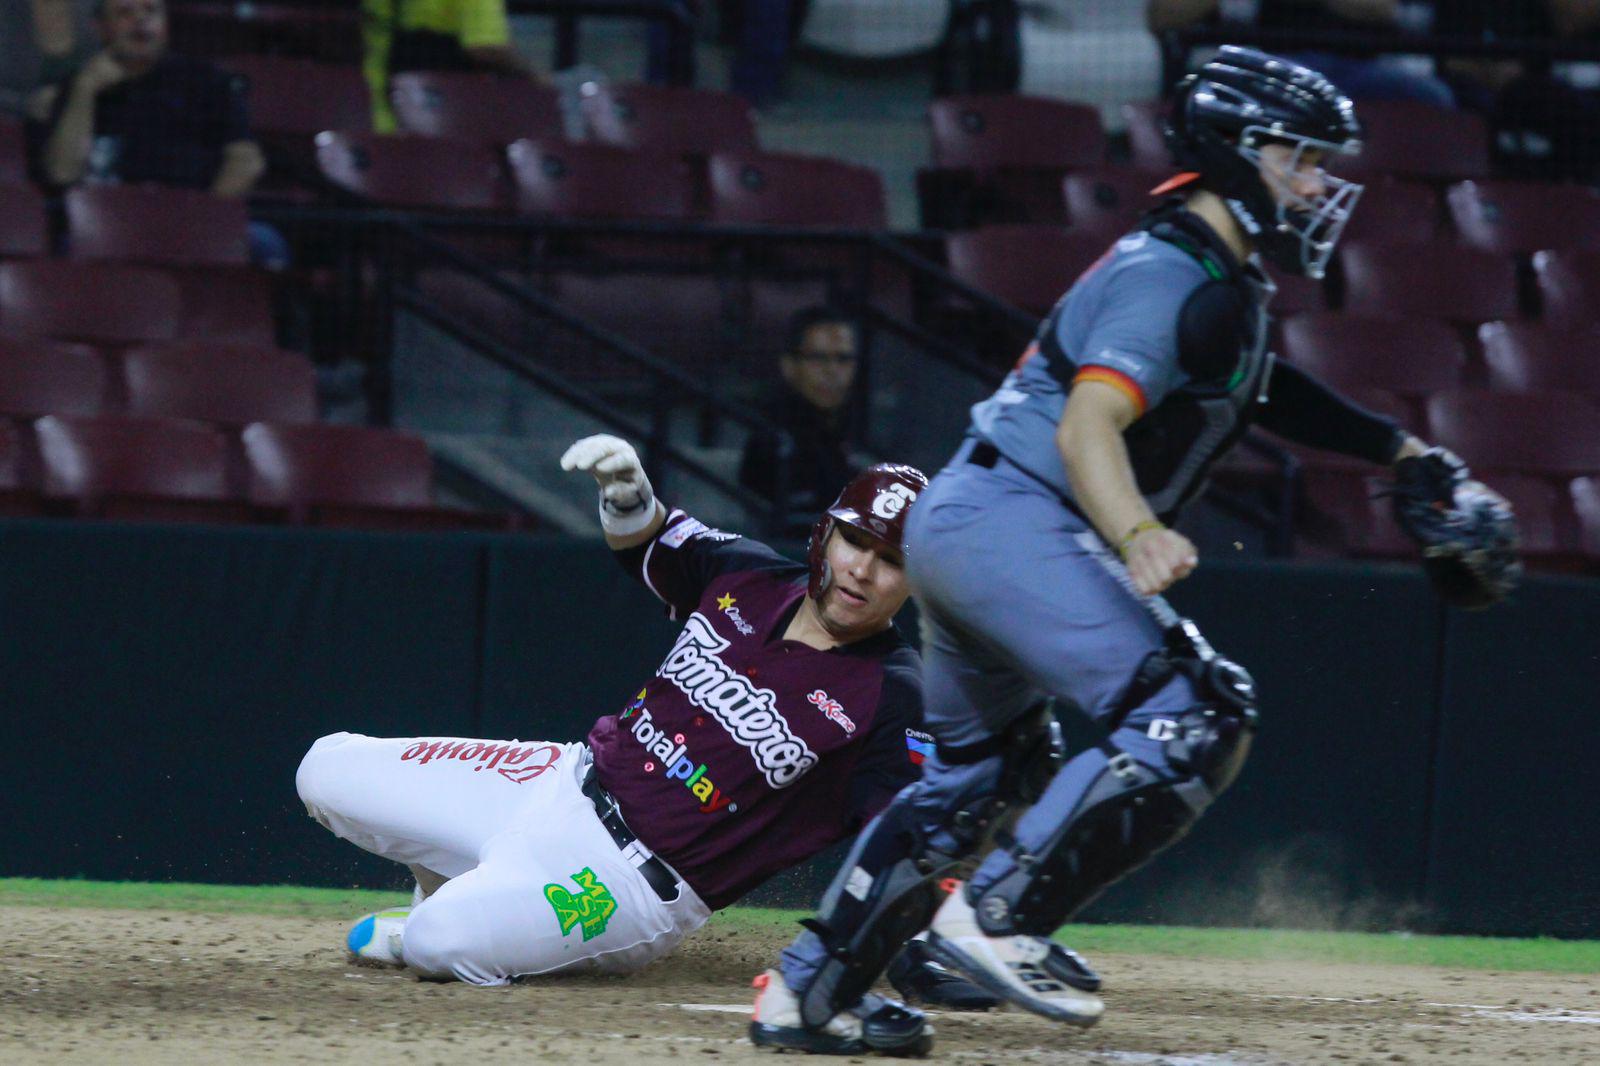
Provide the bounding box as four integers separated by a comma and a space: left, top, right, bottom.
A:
967, 441, 1001, 468
580, 767, 681, 903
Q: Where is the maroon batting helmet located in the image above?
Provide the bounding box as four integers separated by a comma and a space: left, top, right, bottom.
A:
807, 463, 930, 601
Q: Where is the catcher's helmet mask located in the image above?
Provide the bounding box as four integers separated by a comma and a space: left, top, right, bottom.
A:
1166, 46, 1365, 279
807, 463, 929, 603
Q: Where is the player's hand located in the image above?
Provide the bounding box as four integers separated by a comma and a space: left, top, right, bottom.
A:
76, 51, 131, 95
1123, 527, 1198, 596
560, 434, 656, 531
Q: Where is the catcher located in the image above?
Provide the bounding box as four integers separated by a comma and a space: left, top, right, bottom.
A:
294, 434, 992, 1016
753, 47, 1520, 1052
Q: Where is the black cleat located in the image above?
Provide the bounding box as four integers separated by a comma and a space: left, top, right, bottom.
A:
887, 938, 1002, 1011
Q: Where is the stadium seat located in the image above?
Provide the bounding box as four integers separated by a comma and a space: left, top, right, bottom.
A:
0, 119, 26, 185
316, 132, 509, 211
1340, 178, 1441, 246
34, 413, 247, 522
1480, 321, 1600, 397
1337, 100, 1490, 182
945, 225, 1111, 316
1340, 241, 1519, 325
241, 421, 435, 521
1446, 180, 1600, 255
1297, 470, 1414, 557
224, 56, 372, 140
170, 267, 277, 347
0, 417, 40, 515
1061, 168, 1164, 237
580, 82, 758, 158
551, 272, 735, 378
171, 3, 362, 63
0, 261, 182, 345
1279, 312, 1466, 399
708, 150, 887, 229
1483, 472, 1578, 558
1571, 476, 1600, 560
507, 140, 696, 221
121, 342, 317, 425
1120, 100, 1171, 171
1531, 249, 1600, 325
0, 183, 49, 259
0, 337, 110, 417
1263, 264, 1326, 316
930, 95, 1106, 170
65, 186, 251, 267
391, 71, 563, 146
1426, 389, 1600, 476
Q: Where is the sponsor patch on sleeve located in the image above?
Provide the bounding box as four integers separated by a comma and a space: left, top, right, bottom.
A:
905, 729, 935, 767
660, 515, 739, 548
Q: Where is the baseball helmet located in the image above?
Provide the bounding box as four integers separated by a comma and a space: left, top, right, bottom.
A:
807, 463, 929, 601
1165, 46, 1364, 279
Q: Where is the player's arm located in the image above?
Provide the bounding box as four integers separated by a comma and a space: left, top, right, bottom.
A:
1058, 382, 1198, 595
842, 655, 925, 830
41, 52, 126, 186
1255, 359, 1427, 467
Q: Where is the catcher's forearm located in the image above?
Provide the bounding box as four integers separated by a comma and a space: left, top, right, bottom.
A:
1256, 360, 1406, 464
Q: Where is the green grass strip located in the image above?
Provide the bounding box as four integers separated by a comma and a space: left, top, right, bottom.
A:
5, 880, 1596, 973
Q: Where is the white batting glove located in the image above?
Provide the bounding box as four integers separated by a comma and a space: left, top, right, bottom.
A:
559, 434, 658, 536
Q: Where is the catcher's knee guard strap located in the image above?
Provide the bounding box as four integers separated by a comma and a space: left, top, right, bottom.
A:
939, 702, 1066, 807
798, 800, 958, 1028
974, 701, 1258, 937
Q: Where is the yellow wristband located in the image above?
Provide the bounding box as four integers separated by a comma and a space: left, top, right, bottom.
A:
1117, 519, 1165, 558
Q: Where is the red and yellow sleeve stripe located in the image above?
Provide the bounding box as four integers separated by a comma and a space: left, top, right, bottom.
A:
1073, 366, 1148, 416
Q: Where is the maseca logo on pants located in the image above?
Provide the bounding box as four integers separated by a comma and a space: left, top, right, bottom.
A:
657, 613, 817, 788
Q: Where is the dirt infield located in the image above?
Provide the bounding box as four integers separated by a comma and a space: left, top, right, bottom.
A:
2, 905, 1596, 1065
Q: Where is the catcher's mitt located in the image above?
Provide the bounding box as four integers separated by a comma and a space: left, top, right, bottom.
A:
1386, 447, 1522, 610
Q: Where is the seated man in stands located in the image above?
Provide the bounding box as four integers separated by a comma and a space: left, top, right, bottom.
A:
363, 0, 540, 132
295, 434, 997, 1016
40, 0, 264, 197
1147, 0, 1455, 107
739, 306, 865, 534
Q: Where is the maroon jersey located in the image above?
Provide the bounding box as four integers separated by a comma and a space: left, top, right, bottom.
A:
586, 507, 926, 910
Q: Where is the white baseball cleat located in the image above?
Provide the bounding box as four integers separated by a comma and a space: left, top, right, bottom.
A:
748, 969, 932, 1056
926, 891, 1105, 1027
346, 908, 409, 967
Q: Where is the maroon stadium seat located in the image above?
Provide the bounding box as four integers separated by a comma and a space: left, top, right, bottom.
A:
1120, 100, 1171, 171
1340, 178, 1441, 246
1337, 100, 1490, 182
580, 82, 757, 158
1263, 264, 1326, 315
242, 421, 433, 515
1480, 321, 1600, 397
0, 183, 49, 259
65, 186, 250, 266
708, 150, 886, 229
1531, 248, 1600, 325
1571, 476, 1600, 560
1426, 389, 1600, 476
33, 412, 246, 522
316, 131, 509, 211
550, 272, 733, 378
1483, 472, 1577, 558
507, 140, 696, 221
930, 95, 1106, 170
945, 225, 1111, 317
1446, 180, 1600, 255
170, 3, 362, 63
0, 417, 40, 515
0, 119, 26, 185
391, 71, 563, 146
0, 260, 182, 345
1279, 312, 1466, 398
1060, 169, 1164, 238
0, 337, 110, 417
1340, 241, 1519, 324
224, 56, 372, 139
170, 267, 277, 347
121, 342, 317, 425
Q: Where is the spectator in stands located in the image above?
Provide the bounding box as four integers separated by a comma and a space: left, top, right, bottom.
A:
40, 0, 264, 196
739, 306, 864, 529
1146, 0, 1455, 107
363, 0, 539, 133
2, 1, 96, 120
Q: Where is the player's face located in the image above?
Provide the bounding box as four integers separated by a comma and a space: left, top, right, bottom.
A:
782, 322, 859, 414
1257, 141, 1328, 208
817, 524, 908, 638
99, 0, 168, 66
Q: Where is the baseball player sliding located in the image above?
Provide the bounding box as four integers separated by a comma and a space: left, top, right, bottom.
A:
294, 434, 989, 1012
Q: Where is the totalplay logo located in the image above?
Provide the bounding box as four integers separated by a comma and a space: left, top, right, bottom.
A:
626, 705, 736, 814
